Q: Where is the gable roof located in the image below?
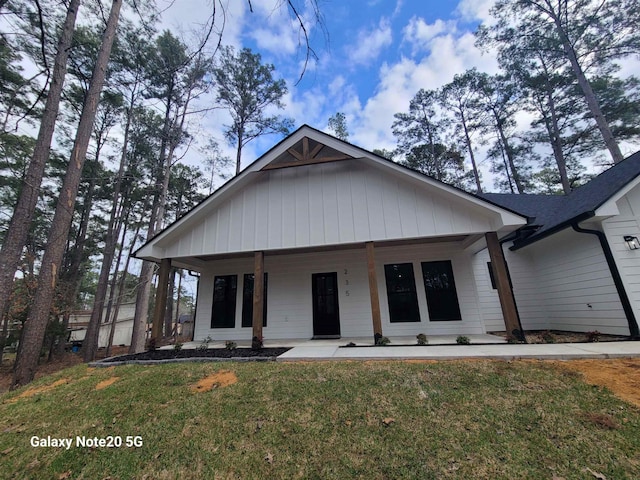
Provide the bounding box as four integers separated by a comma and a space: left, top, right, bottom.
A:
481, 150, 640, 249
135, 124, 527, 262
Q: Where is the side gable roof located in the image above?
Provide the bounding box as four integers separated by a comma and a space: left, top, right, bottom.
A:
481, 150, 640, 249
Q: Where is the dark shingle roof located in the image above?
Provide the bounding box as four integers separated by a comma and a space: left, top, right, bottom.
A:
478, 150, 640, 249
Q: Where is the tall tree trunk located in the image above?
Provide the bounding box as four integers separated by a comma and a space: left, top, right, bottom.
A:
235, 131, 243, 175
82, 106, 133, 361
110, 217, 141, 355
106, 211, 133, 357
55, 173, 96, 357
174, 270, 183, 340
13, 0, 123, 388
460, 108, 482, 193
131, 80, 197, 350
542, 3, 624, 164
0, 0, 80, 335
494, 114, 525, 194
164, 269, 175, 337
541, 96, 571, 194
130, 89, 175, 353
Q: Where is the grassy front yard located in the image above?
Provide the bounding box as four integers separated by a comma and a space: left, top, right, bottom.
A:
1, 360, 639, 479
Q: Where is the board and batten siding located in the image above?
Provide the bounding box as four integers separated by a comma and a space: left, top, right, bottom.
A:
602, 183, 640, 323
193, 243, 486, 341
165, 160, 499, 259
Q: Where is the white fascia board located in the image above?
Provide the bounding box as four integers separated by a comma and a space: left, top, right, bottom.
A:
594, 175, 640, 218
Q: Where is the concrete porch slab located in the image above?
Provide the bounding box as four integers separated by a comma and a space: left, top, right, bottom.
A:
277, 341, 640, 362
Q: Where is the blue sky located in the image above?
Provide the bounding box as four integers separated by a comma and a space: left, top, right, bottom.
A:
153, 0, 640, 185
156, 0, 503, 179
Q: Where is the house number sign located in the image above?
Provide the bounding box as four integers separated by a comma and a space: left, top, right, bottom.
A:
344, 268, 350, 296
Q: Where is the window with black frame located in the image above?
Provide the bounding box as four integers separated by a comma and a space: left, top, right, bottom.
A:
384, 263, 420, 322
241, 273, 268, 327
421, 260, 462, 321
211, 275, 237, 328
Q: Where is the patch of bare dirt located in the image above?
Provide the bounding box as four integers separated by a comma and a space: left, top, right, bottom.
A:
95, 376, 119, 390
6, 378, 69, 403
190, 370, 238, 393
551, 358, 640, 408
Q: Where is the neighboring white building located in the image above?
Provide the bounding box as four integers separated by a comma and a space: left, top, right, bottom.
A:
68, 303, 136, 347
136, 126, 640, 343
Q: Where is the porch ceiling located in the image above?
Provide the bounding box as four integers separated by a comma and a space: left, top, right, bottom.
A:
167, 234, 480, 271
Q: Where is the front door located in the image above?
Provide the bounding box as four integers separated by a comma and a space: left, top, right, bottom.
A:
312, 272, 341, 338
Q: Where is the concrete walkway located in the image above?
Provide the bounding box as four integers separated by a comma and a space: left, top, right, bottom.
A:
277, 340, 640, 361
170, 334, 640, 361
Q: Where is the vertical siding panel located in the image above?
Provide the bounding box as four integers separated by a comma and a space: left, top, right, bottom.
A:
415, 191, 436, 237
381, 177, 402, 238
295, 169, 310, 246
350, 166, 370, 241
398, 185, 419, 238
365, 170, 385, 239
336, 170, 355, 242
254, 178, 269, 249
229, 192, 244, 250
281, 169, 296, 248
241, 188, 256, 251
308, 167, 325, 245
323, 165, 340, 244
219, 204, 231, 252
268, 171, 282, 249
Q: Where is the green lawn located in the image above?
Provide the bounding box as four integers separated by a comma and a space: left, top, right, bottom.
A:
1, 360, 639, 479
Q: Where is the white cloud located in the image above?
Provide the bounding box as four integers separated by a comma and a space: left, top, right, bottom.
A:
349, 30, 499, 153
403, 17, 458, 52
347, 18, 393, 66
246, 0, 320, 60
455, 0, 496, 24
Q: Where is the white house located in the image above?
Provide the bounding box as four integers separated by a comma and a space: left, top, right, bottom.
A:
136, 126, 640, 343
68, 302, 136, 347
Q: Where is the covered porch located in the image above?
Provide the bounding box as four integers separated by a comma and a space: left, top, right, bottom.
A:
149, 232, 523, 346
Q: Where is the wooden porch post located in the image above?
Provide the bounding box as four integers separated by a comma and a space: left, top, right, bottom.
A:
252, 251, 264, 346
485, 232, 522, 340
151, 258, 171, 344
366, 242, 383, 342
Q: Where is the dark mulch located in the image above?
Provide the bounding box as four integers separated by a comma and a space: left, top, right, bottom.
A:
103, 347, 290, 363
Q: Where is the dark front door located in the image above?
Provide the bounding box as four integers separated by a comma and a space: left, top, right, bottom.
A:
312, 272, 341, 338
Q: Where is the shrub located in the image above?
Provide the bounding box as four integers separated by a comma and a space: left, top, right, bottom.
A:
541, 331, 556, 344
376, 336, 391, 346
456, 335, 470, 345
174, 342, 183, 351
587, 330, 601, 342
196, 336, 212, 351
416, 333, 428, 345
225, 341, 237, 350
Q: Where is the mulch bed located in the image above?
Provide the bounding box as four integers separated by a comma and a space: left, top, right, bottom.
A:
102, 347, 290, 363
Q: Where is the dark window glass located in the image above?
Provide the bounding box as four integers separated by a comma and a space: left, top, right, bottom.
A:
211, 275, 237, 328
487, 262, 497, 290
384, 263, 420, 323
242, 273, 268, 327
421, 261, 462, 321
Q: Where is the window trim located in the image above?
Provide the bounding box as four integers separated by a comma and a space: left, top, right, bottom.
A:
211, 274, 238, 329
421, 260, 462, 322
384, 262, 421, 323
